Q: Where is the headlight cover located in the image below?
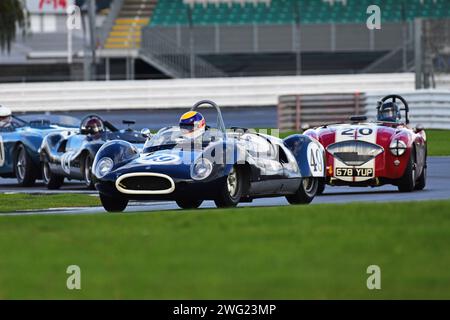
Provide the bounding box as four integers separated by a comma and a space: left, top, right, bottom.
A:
94, 157, 114, 178
389, 139, 407, 156
191, 158, 213, 180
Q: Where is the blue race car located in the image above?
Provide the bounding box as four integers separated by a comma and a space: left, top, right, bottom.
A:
93, 100, 326, 212
40, 114, 146, 190
0, 114, 79, 186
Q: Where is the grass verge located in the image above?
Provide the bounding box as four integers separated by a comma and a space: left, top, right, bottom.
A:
0, 194, 100, 213
0, 200, 449, 299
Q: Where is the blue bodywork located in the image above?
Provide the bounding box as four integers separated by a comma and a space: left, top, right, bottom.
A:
0, 116, 79, 179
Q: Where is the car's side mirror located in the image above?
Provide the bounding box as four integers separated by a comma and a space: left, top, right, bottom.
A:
415, 124, 425, 133
141, 128, 151, 138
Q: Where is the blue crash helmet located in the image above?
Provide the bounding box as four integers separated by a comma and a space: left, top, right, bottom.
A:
377, 101, 401, 123
179, 111, 206, 139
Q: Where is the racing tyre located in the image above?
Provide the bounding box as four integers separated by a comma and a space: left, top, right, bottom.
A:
415, 165, 427, 191
42, 161, 64, 190
286, 177, 319, 205
176, 199, 203, 209
100, 193, 128, 213
397, 153, 416, 192
214, 166, 244, 208
317, 178, 326, 195
83, 154, 96, 190
14, 144, 37, 187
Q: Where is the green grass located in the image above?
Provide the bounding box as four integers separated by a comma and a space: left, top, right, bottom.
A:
0, 200, 449, 299
425, 130, 450, 156
278, 129, 450, 156
0, 194, 100, 213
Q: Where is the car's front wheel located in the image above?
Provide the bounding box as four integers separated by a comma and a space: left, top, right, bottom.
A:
176, 199, 203, 209
100, 193, 128, 213
398, 152, 416, 192
286, 177, 319, 205
214, 166, 244, 208
83, 154, 96, 190
415, 165, 427, 191
317, 178, 326, 195
42, 160, 64, 190
14, 144, 37, 187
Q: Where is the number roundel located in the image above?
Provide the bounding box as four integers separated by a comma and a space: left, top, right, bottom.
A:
307, 142, 324, 177
137, 154, 181, 165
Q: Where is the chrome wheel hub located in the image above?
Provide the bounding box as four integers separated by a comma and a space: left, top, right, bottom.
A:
85, 158, 92, 185
302, 177, 317, 196
43, 163, 50, 182
16, 150, 26, 180
227, 167, 238, 197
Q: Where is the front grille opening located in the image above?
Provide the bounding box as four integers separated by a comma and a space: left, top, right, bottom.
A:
327, 140, 384, 166
119, 176, 172, 191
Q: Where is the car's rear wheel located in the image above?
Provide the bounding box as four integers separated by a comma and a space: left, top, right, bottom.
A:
286, 177, 319, 204
42, 160, 64, 190
83, 154, 95, 190
317, 178, 326, 195
214, 166, 243, 208
100, 193, 128, 213
14, 144, 37, 187
176, 199, 203, 209
397, 152, 416, 192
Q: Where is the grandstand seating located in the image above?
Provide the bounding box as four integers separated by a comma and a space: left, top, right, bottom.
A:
104, 0, 157, 50
149, 0, 450, 26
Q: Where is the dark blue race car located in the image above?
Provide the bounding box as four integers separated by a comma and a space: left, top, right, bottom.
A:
0, 114, 79, 186
40, 115, 146, 189
93, 100, 326, 212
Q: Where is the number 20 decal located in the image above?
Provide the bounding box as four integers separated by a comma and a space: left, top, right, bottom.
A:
0, 136, 5, 167
307, 143, 324, 177
341, 128, 373, 136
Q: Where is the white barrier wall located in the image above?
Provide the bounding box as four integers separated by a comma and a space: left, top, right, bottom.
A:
0, 73, 417, 112
365, 90, 450, 130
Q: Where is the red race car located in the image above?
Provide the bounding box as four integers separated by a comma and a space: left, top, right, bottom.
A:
304, 94, 427, 193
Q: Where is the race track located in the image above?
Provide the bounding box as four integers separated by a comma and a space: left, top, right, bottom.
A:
1, 156, 449, 216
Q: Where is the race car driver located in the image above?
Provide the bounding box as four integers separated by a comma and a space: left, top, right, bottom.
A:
0, 105, 12, 129
81, 116, 105, 136
377, 101, 401, 123
179, 111, 206, 139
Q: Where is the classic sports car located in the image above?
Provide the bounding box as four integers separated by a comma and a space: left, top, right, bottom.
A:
40, 115, 146, 189
0, 114, 79, 186
93, 100, 326, 212
304, 94, 427, 193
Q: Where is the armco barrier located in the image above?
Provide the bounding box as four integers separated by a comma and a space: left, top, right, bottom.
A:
278, 90, 450, 131
365, 90, 450, 130
278, 93, 364, 131
0, 73, 416, 112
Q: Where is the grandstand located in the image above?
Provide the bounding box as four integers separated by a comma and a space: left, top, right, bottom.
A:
149, 0, 450, 26
0, 0, 449, 81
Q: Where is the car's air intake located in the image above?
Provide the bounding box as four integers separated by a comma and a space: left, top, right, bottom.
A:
327, 140, 384, 166
115, 173, 175, 195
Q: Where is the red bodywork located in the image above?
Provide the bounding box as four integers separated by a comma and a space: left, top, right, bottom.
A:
304, 122, 427, 187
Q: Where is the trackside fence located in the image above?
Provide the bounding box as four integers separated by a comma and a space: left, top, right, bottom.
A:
278, 90, 450, 131
277, 93, 364, 131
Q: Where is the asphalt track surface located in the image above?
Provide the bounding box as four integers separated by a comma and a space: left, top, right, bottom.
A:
1, 157, 449, 216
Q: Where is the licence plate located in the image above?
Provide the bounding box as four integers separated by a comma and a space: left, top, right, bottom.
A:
335, 167, 374, 177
